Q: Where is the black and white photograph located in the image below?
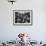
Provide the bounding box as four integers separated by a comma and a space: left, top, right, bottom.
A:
13, 10, 32, 25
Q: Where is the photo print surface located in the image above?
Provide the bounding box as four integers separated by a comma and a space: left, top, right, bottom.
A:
13, 10, 32, 25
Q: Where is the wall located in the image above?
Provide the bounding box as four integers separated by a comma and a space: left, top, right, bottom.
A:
0, 0, 46, 42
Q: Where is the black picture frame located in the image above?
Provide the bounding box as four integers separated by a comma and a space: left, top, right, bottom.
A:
13, 10, 33, 26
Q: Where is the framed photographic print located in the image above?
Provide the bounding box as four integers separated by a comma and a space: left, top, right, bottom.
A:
13, 10, 32, 25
